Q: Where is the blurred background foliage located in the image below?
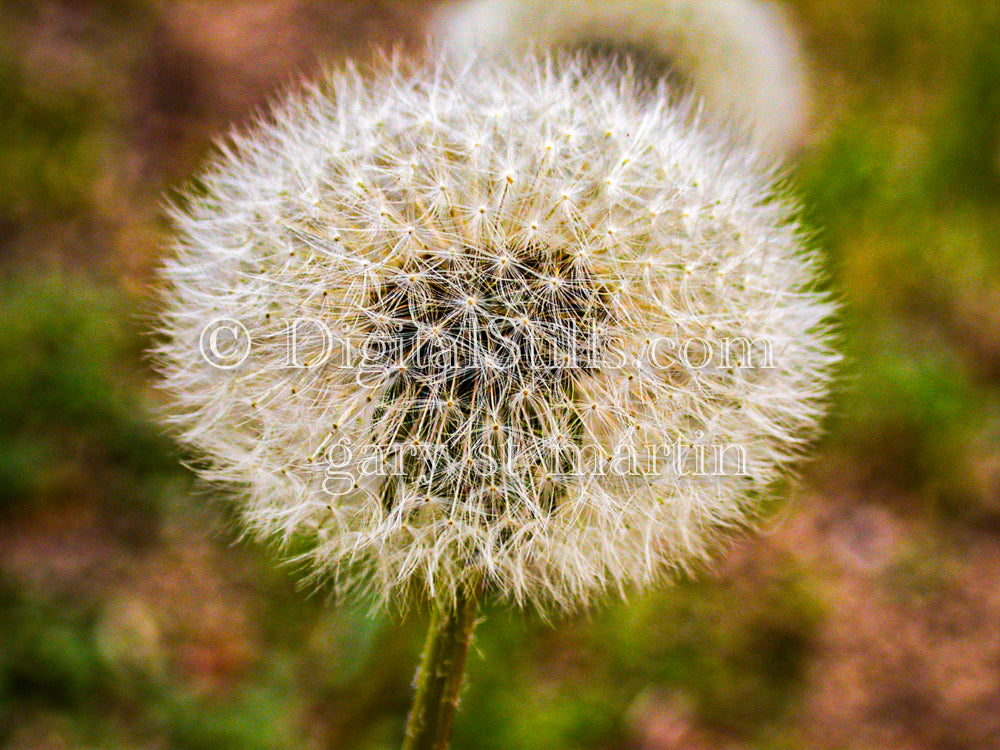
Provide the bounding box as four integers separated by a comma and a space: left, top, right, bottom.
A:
1, 1, 999, 748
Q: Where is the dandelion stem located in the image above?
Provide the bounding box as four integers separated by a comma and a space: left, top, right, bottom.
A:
402, 588, 480, 750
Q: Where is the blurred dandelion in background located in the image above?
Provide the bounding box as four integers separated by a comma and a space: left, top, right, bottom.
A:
433, 0, 812, 157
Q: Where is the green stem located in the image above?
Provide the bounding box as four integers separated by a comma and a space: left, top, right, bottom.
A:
401, 589, 481, 750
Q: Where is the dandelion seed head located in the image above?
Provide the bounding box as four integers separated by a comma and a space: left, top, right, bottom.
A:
156, 51, 836, 611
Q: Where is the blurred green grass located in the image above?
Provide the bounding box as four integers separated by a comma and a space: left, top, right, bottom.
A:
1, 0, 999, 748
0, 274, 177, 516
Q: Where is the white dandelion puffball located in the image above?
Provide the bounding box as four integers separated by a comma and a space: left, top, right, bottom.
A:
156, 51, 836, 611
432, 0, 811, 157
